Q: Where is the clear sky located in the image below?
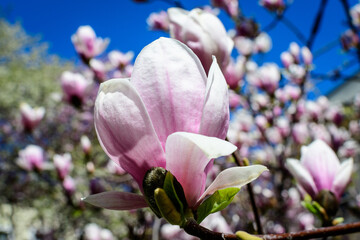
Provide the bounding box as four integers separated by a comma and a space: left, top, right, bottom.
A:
1, 0, 359, 96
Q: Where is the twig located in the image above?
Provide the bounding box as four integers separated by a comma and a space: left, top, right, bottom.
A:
232, 151, 263, 234
182, 218, 360, 240
306, 0, 328, 49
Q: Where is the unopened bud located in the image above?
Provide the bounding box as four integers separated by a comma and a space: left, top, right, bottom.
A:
154, 188, 182, 225
143, 167, 167, 217
315, 190, 339, 218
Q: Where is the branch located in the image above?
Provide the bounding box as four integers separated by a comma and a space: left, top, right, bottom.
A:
182, 218, 360, 240
306, 0, 328, 49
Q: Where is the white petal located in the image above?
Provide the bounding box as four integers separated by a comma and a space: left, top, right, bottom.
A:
165, 132, 237, 207
286, 158, 318, 197
82, 191, 148, 210
332, 158, 353, 199
199, 57, 230, 140
196, 165, 268, 206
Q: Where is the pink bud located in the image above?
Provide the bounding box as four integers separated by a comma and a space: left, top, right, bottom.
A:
20, 103, 45, 132
301, 46, 312, 65
81, 135, 92, 155
280, 51, 294, 68
63, 175, 76, 195
260, 0, 285, 12
292, 122, 309, 145
289, 42, 300, 61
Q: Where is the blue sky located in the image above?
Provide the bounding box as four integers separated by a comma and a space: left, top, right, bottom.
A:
1, 0, 359, 96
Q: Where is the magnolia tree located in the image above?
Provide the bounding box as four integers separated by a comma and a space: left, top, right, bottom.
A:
2, 0, 360, 239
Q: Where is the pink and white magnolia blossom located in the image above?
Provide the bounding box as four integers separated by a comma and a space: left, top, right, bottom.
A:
259, 0, 285, 12
108, 50, 134, 69
292, 122, 310, 145
289, 42, 300, 62
234, 36, 254, 56
53, 153, 73, 180
254, 32, 272, 53
286, 140, 353, 201
280, 51, 294, 68
251, 63, 280, 94
71, 25, 109, 60
83, 37, 266, 214
223, 56, 245, 89
89, 59, 108, 82
147, 11, 170, 31
83, 223, 114, 240
211, 0, 239, 18
60, 71, 89, 107
17, 145, 45, 171
168, 7, 234, 73
301, 46, 313, 65
20, 103, 45, 132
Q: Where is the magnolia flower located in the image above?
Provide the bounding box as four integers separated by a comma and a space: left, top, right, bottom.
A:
280, 51, 294, 68
168, 8, 234, 73
254, 32, 272, 53
260, 0, 285, 12
147, 11, 170, 31
286, 140, 353, 201
60, 71, 89, 107
83, 38, 266, 222
211, 0, 239, 18
223, 56, 245, 89
251, 63, 280, 94
301, 46, 313, 65
89, 59, 107, 82
17, 145, 45, 171
108, 50, 134, 69
20, 103, 45, 132
71, 25, 109, 60
53, 153, 73, 180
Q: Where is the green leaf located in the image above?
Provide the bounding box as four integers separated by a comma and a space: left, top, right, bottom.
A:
196, 187, 240, 223
163, 171, 187, 216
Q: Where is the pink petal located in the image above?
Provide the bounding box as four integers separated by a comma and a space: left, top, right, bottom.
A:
82, 191, 148, 210
301, 140, 340, 191
94, 78, 165, 189
165, 132, 237, 207
196, 165, 268, 207
131, 37, 207, 149
286, 158, 318, 198
331, 158, 353, 200
199, 57, 230, 140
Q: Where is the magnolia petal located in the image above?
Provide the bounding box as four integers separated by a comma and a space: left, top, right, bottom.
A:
131, 37, 207, 149
82, 191, 148, 210
94, 78, 166, 189
300, 140, 340, 191
165, 132, 237, 207
199, 57, 229, 140
196, 165, 267, 206
286, 158, 318, 198
331, 158, 353, 200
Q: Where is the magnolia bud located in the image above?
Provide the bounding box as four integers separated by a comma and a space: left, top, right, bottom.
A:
315, 190, 339, 218
143, 167, 167, 217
